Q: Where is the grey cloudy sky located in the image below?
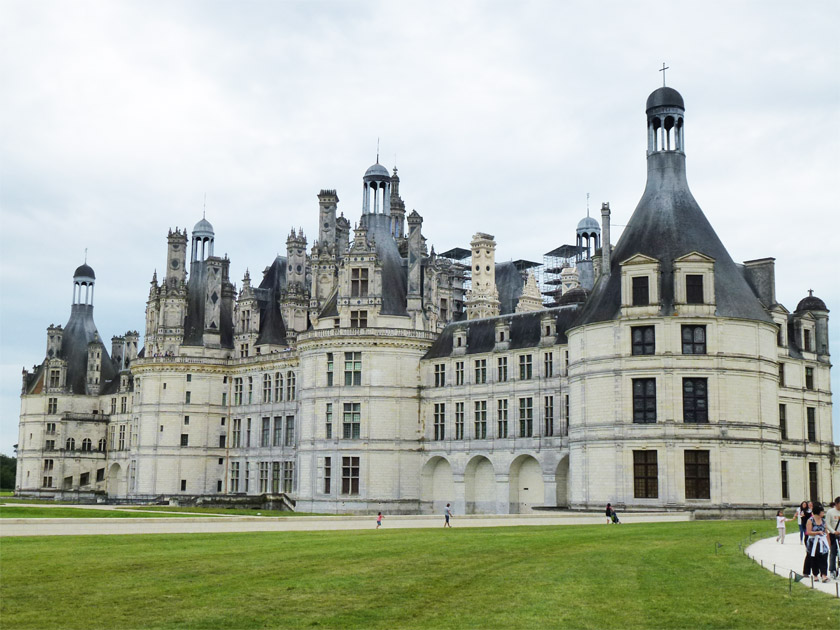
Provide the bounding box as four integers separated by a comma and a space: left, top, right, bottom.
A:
1, 0, 838, 456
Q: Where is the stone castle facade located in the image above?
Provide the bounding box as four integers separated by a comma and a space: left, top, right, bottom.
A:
16, 86, 838, 515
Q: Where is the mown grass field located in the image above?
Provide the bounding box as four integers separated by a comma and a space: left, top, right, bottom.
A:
122, 505, 330, 517
2, 520, 837, 629
0, 505, 196, 518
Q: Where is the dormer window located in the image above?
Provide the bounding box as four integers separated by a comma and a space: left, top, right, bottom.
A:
686, 275, 704, 304
351, 268, 369, 298
804, 329, 812, 352
632, 276, 649, 306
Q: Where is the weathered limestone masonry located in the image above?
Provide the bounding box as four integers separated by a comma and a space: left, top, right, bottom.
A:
17, 86, 838, 516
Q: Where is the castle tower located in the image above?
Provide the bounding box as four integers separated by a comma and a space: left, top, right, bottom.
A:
465, 232, 500, 320
406, 210, 424, 315
234, 270, 260, 357
318, 190, 338, 250
336, 214, 351, 258
286, 228, 308, 289
389, 167, 406, 238
46, 324, 63, 359
361, 159, 391, 217
166, 228, 188, 287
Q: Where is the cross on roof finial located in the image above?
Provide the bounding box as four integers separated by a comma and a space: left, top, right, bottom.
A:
84, 247, 88, 263
659, 62, 669, 87
376, 138, 380, 164
586, 192, 590, 217
808, 289, 814, 297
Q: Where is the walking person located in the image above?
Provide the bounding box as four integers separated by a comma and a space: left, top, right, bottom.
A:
605, 503, 613, 524
775, 509, 792, 543
444, 503, 453, 528
376, 512, 383, 529
803, 502, 831, 583
826, 497, 840, 579
795, 501, 810, 544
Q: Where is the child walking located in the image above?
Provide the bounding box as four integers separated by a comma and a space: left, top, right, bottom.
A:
376, 512, 383, 529
444, 503, 453, 528
775, 509, 791, 543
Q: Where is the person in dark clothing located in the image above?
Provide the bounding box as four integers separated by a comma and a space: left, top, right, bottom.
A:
605, 503, 620, 524
804, 502, 830, 582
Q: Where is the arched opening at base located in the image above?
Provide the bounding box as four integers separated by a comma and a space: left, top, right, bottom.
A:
420, 457, 454, 515
555, 457, 569, 508
509, 455, 544, 514
465, 456, 495, 514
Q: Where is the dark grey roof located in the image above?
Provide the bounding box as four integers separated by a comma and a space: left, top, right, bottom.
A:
423, 307, 581, 359
646, 87, 684, 111
74, 263, 95, 279
256, 256, 288, 345
796, 294, 828, 313
511, 259, 541, 271
575, 151, 771, 326
183, 261, 208, 346
495, 262, 524, 315
558, 286, 589, 305
59, 304, 117, 394
319, 288, 339, 318
439, 247, 471, 260
365, 214, 408, 316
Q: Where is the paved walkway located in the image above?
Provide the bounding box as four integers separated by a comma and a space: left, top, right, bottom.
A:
0, 508, 689, 537
746, 535, 840, 598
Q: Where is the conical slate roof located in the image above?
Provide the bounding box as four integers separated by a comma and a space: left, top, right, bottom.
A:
576, 90, 770, 326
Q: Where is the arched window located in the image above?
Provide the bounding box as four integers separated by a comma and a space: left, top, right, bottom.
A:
82, 438, 92, 451
98, 438, 106, 452
65, 437, 75, 450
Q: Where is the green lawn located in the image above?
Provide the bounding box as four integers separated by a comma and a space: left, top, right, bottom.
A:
0, 506, 196, 519
1, 521, 837, 629
121, 505, 332, 517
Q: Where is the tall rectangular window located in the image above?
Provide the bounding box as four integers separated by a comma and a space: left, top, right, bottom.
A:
111, 398, 117, 414
263, 374, 272, 403
248, 377, 253, 404
343, 403, 360, 440
47, 398, 57, 414
454, 402, 465, 440
681, 325, 706, 355
350, 310, 368, 328
779, 404, 787, 440
283, 461, 294, 493
633, 450, 658, 498
244, 463, 250, 492
259, 462, 269, 493
275, 373, 283, 401
272, 462, 281, 494
121, 396, 128, 413
474, 401, 487, 439
474, 359, 487, 384
232, 418, 241, 448
497, 399, 508, 437
684, 450, 710, 499
180, 433, 189, 447
804, 329, 812, 352
434, 403, 445, 441
119, 425, 126, 450
246, 418, 251, 447
682, 378, 708, 423
234, 378, 243, 405
544, 396, 554, 436
230, 461, 240, 492
808, 462, 819, 503
261, 417, 270, 447
49, 369, 60, 388
185, 391, 191, 404
325, 403, 333, 439
341, 456, 360, 495
518, 397, 533, 437
497, 357, 508, 382
805, 367, 814, 390
455, 361, 464, 386
632, 276, 649, 306
434, 363, 446, 387
285, 416, 295, 446
543, 352, 553, 377
632, 378, 657, 423
286, 372, 296, 400
778, 363, 785, 387
632, 326, 655, 356
780, 461, 789, 500
46, 422, 56, 434
350, 268, 369, 297
326, 353, 334, 386
685, 274, 704, 304
273, 416, 282, 447
324, 457, 332, 494
807, 407, 816, 442
519, 355, 533, 380
344, 352, 362, 386
222, 392, 227, 406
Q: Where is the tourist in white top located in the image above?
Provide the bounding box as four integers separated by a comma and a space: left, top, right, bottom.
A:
776, 509, 792, 543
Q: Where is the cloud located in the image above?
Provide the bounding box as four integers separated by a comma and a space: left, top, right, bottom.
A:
1, 0, 839, 454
